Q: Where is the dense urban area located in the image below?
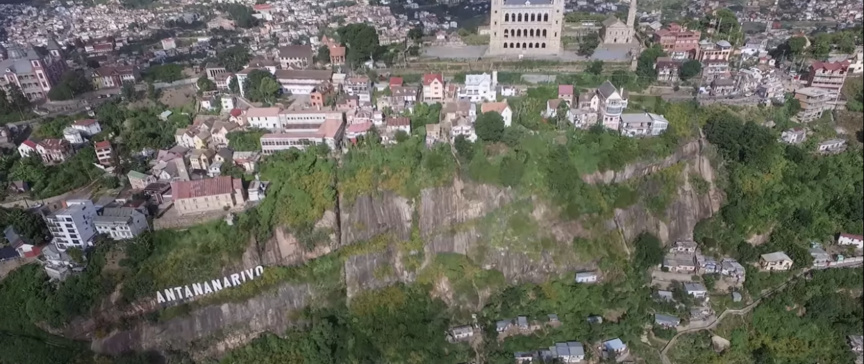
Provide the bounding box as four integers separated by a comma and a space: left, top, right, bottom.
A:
0, 0, 862, 362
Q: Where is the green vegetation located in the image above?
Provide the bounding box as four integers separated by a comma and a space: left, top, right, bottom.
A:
217, 45, 251, 73
0, 85, 34, 125
243, 70, 281, 105
141, 64, 184, 83
222, 4, 259, 29
227, 128, 267, 151
0, 207, 48, 244
337, 23, 381, 68
46, 70, 93, 101
678, 60, 702, 81
6, 148, 102, 199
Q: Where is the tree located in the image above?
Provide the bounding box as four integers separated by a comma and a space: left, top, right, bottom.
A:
787, 98, 802, 116
223, 4, 258, 28
47, 70, 93, 101
636, 45, 665, 84
394, 130, 409, 143
475, 111, 505, 142
0, 208, 48, 244
587, 60, 603, 75
316, 45, 331, 65
197, 76, 216, 92
146, 82, 158, 101
337, 23, 381, 68
218, 46, 251, 72
610, 70, 631, 89
555, 100, 570, 129
228, 77, 240, 94
244, 70, 280, 104
121, 81, 137, 101
141, 64, 183, 83
454, 135, 474, 161
578, 33, 600, 56
787, 36, 808, 55
678, 60, 702, 81
633, 232, 664, 269
408, 26, 423, 42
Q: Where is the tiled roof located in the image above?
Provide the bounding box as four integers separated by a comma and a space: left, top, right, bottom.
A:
171, 176, 236, 200
94, 140, 111, 149
386, 116, 410, 127
422, 73, 443, 86
558, 84, 574, 95
38, 138, 69, 150
278, 44, 313, 59
246, 107, 281, 118
811, 60, 850, 72
481, 101, 509, 114
389, 77, 403, 87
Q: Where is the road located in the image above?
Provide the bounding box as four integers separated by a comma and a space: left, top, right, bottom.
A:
659, 263, 863, 364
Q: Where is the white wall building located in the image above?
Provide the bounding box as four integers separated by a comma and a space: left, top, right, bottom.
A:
457, 72, 498, 102
93, 207, 149, 240
596, 81, 628, 131
838, 233, 864, 249
45, 200, 98, 251
246, 107, 282, 130
274, 69, 331, 95
619, 112, 669, 137
71, 119, 102, 136
63, 127, 84, 144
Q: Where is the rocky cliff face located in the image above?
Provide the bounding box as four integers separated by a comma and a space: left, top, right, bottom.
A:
88, 138, 724, 359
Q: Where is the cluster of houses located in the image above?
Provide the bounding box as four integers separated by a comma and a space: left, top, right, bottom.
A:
662, 241, 747, 283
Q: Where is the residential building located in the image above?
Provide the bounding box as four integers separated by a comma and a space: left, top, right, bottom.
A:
36, 139, 72, 163
849, 335, 863, 356
450, 117, 477, 142
245, 107, 282, 130
127, 170, 156, 190
0, 44, 66, 101
780, 128, 807, 144
72, 119, 102, 136
84, 37, 114, 55
329, 45, 346, 65
732, 291, 742, 302
655, 57, 682, 83
807, 61, 849, 93
809, 246, 831, 268
93, 207, 149, 240
345, 121, 372, 142
496, 319, 513, 332
710, 77, 736, 96
275, 69, 332, 95
596, 81, 628, 131
161, 37, 177, 50
279, 109, 344, 131
558, 84, 574, 103
189, 149, 216, 170
422, 73, 445, 102
601, 0, 636, 45
574, 271, 598, 283
670, 240, 698, 253
480, 100, 512, 127
92, 65, 139, 89
664, 253, 697, 273
232, 151, 260, 172
425, 123, 443, 146
45, 199, 98, 251
817, 139, 846, 154
94, 140, 114, 167
696, 254, 719, 274
17, 139, 37, 158
759, 251, 793, 271
601, 338, 628, 359
391, 86, 420, 109
247, 178, 269, 202
683, 282, 708, 298
40, 244, 76, 281
4, 226, 38, 258
448, 326, 475, 342
838, 233, 864, 249
653, 23, 701, 59
619, 112, 669, 137
260, 119, 344, 154
171, 176, 245, 215
278, 45, 313, 69
385, 116, 411, 136
720, 258, 746, 280
654, 314, 680, 328
63, 127, 84, 145
487, 0, 565, 55
794, 87, 831, 122
541, 341, 585, 363
210, 121, 238, 147
457, 72, 498, 103
656, 290, 674, 301
698, 40, 733, 63
344, 76, 372, 102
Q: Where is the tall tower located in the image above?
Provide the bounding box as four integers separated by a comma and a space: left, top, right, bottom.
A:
626, 0, 637, 28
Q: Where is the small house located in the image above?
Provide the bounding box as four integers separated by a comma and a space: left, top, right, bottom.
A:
656, 290, 674, 302
683, 282, 708, 298
601, 338, 628, 358
663, 253, 697, 273
516, 316, 529, 330
731, 291, 742, 302
208, 161, 223, 178
545, 341, 585, 363
575, 271, 599, 283
654, 313, 681, 328
849, 335, 863, 354
496, 319, 512, 332
809, 246, 831, 268
670, 240, 698, 253
838, 233, 864, 249
759, 251, 793, 271
547, 314, 560, 325
720, 258, 746, 279
447, 325, 474, 342
817, 139, 846, 154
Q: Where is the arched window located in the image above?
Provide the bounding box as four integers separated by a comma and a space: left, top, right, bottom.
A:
522, 42, 527, 49
541, 43, 546, 48
535, 42, 540, 48
504, 29, 509, 37
543, 13, 549, 21
517, 13, 522, 22
529, 29, 534, 37
504, 13, 509, 22
530, 13, 535, 21
503, 42, 508, 48
515, 29, 521, 37
511, 43, 516, 48
529, 43, 534, 48
542, 29, 547, 37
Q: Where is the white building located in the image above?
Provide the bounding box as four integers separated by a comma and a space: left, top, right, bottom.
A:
93, 207, 149, 240
542, 341, 585, 363
480, 101, 512, 127
838, 233, 864, 249
161, 37, 177, 50
17, 139, 37, 158
596, 81, 628, 131
457, 72, 498, 103
221, 95, 236, 110
45, 200, 98, 251
683, 282, 708, 298
274, 69, 332, 95
71, 119, 102, 137
245, 107, 282, 130
574, 271, 598, 283
450, 117, 477, 142
619, 112, 669, 137
260, 119, 344, 154
63, 127, 84, 144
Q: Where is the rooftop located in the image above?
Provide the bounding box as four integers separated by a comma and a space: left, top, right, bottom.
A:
761, 251, 792, 262
171, 176, 236, 200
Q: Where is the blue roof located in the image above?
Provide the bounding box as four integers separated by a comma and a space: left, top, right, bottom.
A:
604, 338, 626, 351
0, 246, 19, 261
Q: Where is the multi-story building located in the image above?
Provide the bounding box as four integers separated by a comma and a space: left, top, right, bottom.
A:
93, 207, 149, 240
171, 176, 246, 215
277, 45, 313, 69
655, 57, 682, 83
344, 76, 372, 102
422, 73, 445, 102
0, 43, 66, 101
92, 65, 139, 89
279, 109, 343, 131
72, 119, 101, 136
488, 0, 565, 55
275, 69, 332, 95
245, 107, 282, 130
84, 37, 115, 55
94, 140, 114, 167
480, 101, 512, 126
619, 112, 669, 137
653, 23, 701, 59
45, 200, 98, 251
806, 61, 849, 93
329, 46, 346, 65
794, 87, 831, 122
596, 81, 628, 131
759, 251, 793, 271
259, 119, 344, 154
601, 0, 637, 45
36, 138, 72, 163
457, 72, 498, 102
698, 40, 733, 63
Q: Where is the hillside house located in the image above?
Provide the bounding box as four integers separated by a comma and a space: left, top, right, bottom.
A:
663, 253, 697, 273
817, 139, 847, 154
574, 271, 598, 283
671, 240, 698, 253
422, 73, 445, 102
683, 282, 708, 298
480, 101, 512, 127
654, 314, 680, 328
759, 251, 793, 271
838, 233, 864, 249
601, 338, 628, 359
809, 246, 831, 268
540, 341, 585, 363
447, 326, 474, 342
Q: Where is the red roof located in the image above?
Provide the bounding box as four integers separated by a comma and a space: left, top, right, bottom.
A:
386, 116, 410, 127
230, 108, 243, 117
74, 119, 99, 126
810, 61, 849, 72
38, 138, 69, 151
253, 3, 272, 10
21, 140, 37, 149
389, 77, 404, 87
171, 176, 236, 200
840, 233, 864, 241
558, 85, 574, 95
422, 73, 443, 86
22, 245, 41, 258
94, 140, 111, 149
330, 45, 346, 57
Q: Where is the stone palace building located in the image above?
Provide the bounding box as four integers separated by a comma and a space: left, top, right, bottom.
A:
487, 0, 565, 56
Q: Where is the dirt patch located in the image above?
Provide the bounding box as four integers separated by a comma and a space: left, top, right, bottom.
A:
160, 86, 197, 109
103, 248, 126, 273
431, 275, 455, 305
0, 258, 35, 280
603, 308, 626, 322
